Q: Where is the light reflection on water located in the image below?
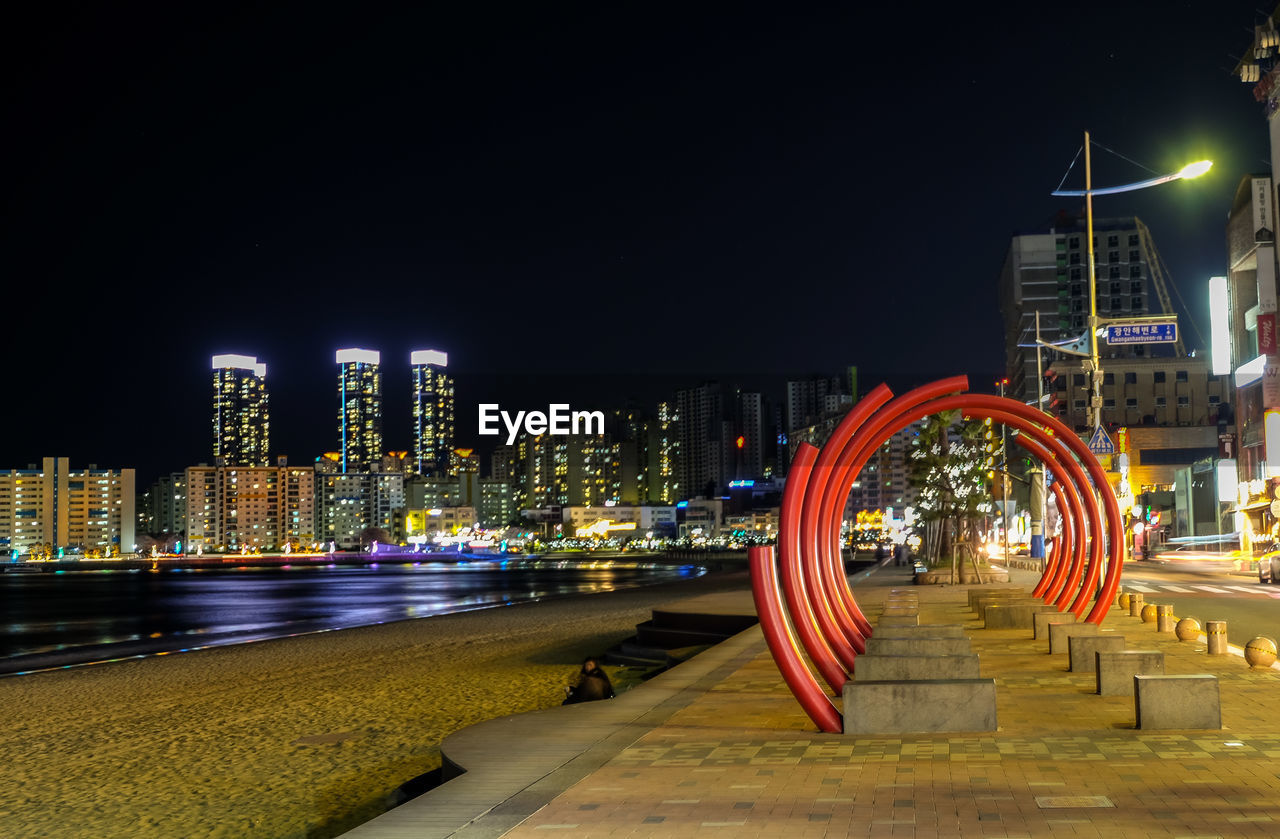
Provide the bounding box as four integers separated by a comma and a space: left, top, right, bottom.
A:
0, 559, 699, 674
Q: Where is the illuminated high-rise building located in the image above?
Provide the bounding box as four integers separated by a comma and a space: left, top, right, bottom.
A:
212, 354, 269, 466
337, 348, 383, 473
411, 349, 455, 476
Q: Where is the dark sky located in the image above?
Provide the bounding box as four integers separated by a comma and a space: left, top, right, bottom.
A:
2, 1, 1273, 483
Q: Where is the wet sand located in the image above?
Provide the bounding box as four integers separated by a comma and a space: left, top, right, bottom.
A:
0, 569, 752, 839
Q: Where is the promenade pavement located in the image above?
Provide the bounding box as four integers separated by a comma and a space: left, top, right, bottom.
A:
344, 562, 1280, 838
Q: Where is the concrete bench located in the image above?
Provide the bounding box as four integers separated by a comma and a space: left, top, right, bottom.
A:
1033, 610, 1074, 640
971, 594, 1033, 615
853, 654, 981, 682
874, 625, 966, 639
843, 679, 997, 734
1048, 621, 1099, 654
1096, 649, 1163, 696
865, 637, 971, 656
1135, 674, 1220, 730
984, 602, 1059, 630
1067, 634, 1125, 672
968, 589, 1027, 610
878, 615, 920, 627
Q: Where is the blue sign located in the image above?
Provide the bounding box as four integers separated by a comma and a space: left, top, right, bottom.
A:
1106, 322, 1177, 345
1088, 426, 1115, 455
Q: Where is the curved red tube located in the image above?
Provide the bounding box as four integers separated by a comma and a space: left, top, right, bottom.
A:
1013, 433, 1085, 608
749, 546, 843, 733
797, 385, 894, 662
819, 377, 970, 638
870, 394, 1122, 622
804, 383, 895, 650
1042, 479, 1072, 602
778, 444, 848, 693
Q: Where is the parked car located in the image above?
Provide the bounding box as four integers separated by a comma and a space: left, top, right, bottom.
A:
1260, 548, 1280, 584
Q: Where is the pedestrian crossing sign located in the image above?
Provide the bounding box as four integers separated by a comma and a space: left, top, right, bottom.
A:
1088, 426, 1115, 456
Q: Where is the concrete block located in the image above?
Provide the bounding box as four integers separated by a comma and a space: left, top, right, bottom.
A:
1067, 634, 1126, 672
1033, 609, 1075, 640
878, 615, 919, 627
1049, 621, 1099, 654
1135, 674, 1220, 730
853, 654, 981, 681
1096, 650, 1163, 696
984, 602, 1058, 630
873, 625, 966, 639
865, 637, 971, 656
968, 588, 1027, 610
843, 679, 997, 734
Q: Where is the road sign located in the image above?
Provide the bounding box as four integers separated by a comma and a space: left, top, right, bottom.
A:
1088, 426, 1115, 455
1105, 322, 1177, 345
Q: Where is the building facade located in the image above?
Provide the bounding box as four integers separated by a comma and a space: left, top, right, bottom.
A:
337, 348, 382, 473
0, 458, 135, 557
185, 461, 315, 551
1000, 216, 1163, 413
316, 470, 404, 548
1048, 356, 1229, 430
212, 354, 269, 466
410, 349, 454, 476
141, 472, 187, 536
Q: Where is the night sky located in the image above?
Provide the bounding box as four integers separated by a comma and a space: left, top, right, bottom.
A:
2, 1, 1273, 483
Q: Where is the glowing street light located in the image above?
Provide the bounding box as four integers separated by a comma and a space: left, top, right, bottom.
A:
1050, 131, 1213, 433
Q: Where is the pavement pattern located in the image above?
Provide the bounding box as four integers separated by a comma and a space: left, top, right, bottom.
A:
350, 564, 1280, 838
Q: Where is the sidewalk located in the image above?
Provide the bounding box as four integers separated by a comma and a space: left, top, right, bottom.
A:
346, 564, 1280, 838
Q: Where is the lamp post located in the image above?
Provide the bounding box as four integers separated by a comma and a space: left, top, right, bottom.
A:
1051, 131, 1212, 433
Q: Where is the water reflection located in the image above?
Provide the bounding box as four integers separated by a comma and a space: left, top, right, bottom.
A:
0, 559, 699, 674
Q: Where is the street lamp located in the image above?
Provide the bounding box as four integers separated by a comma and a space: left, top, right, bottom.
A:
1051, 131, 1212, 433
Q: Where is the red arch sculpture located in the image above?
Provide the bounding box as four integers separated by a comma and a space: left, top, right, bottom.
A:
750, 376, 1123, 732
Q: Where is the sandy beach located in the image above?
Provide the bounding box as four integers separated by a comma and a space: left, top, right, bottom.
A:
0, 568, 752, 839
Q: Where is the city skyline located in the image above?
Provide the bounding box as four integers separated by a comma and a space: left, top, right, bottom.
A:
4, 2, 1270, 482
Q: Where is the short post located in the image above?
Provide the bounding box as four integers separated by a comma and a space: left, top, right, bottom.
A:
1129, 592, 1144, 618
1206, 620, 1228, 655
1155, 604, 1174, 633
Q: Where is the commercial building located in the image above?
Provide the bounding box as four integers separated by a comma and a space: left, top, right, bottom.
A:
405, 506, 476, 539
675, 383, 726, 498
337, 348, 383, 473
0, 458, 135, 557
562, 505, 677, 536
141, 472, 187, 536
316, 469, 404, 548
478, 478, 516, 528
1047, 356, 1229, 430
212, 354, 270, 466
520, 432, 621, 509
1000, 216, 1167, 412
646, 401, 679, 504
847, 423, 920, 515
410, 349, 454, 476
185, 460, 315, 552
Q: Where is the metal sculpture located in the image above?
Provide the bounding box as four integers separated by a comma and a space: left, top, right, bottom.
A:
749, 376, 1123, 732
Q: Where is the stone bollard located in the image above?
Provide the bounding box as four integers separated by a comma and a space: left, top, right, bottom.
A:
1156, 604, 1175, 633
1206, 620, 1228, 655
1175, 617, 1201, 641
1245, 636, 1278, 668
1118, 592, 1131, 611
1129, 592, 1144, 617
1140, 603, 1157, 623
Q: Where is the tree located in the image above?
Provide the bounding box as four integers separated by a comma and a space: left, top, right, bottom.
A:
908, 411, 1001, 582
